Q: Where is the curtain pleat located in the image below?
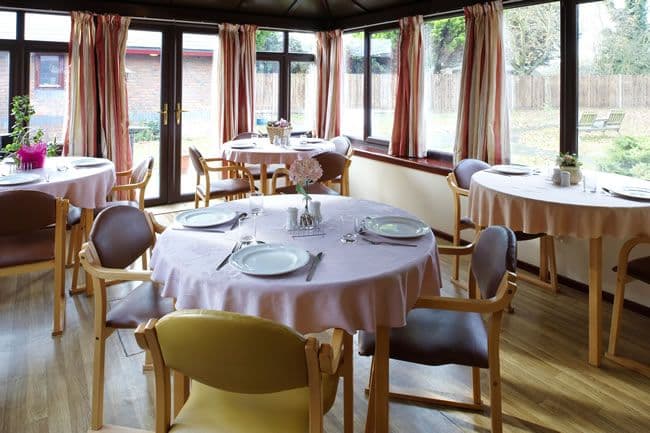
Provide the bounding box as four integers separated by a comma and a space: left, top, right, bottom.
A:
315, 30, 342, 139
454, 1, 510, 165
389, 16, 425, 158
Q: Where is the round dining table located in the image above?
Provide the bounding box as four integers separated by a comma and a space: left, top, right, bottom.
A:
150, 194, 441, 433
221, 138, 335, 194
469, 169, 650, 366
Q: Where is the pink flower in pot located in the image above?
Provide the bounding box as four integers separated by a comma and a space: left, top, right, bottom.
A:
17, 141, 47, 169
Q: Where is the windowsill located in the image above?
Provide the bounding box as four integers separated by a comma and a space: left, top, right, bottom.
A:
351, 142, 453, 176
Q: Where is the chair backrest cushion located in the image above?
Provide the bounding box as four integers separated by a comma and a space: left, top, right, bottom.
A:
155, 310, 309, 394
234, 132, 254, 140
0, 190, 56, 236
188, 146, 205, 176
453, 159, 491, 190
471, 226, 517, 299
90, 205, 153, 269
314, 152, 348, 182
130, 156, 154, 184
331, 136, 351, 155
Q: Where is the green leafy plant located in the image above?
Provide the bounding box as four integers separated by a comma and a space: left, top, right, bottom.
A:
556, 152, 582, 167
599, 136, 650, 180
6, 95, 44, 153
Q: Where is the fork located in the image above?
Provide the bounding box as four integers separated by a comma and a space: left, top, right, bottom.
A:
361, 237, 418, 247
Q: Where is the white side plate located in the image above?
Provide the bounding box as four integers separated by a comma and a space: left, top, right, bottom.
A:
71, 157, 109, 167
230, 142, 255, 149
229, 244, 311, 276
0, 173, 41, 186
292, 145, 316, 151
491, 164, 532, 175
365, 216, 429, 239
607, 185, 650, 201
175, 208, 238, 228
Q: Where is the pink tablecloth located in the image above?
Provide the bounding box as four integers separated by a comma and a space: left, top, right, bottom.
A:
150, 195, 441, 334
469, 170, 650, 239
0, 156, 115, 209
221, 138, 335, 165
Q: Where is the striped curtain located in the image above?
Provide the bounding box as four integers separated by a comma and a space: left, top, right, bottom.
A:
454, 1, 510, 165
64, 12, 98, 157
315, 30, 342, 139
96, 14, 132, 178
389, 16, 425, 158
217, 23, 257, 144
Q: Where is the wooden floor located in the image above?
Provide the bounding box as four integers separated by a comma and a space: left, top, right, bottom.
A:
2, 206, 650, 433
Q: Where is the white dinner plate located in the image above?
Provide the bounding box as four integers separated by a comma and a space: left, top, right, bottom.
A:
229, 244, 311, 276
292, 145, 316, 151
0, 173, 41, 186
175, 208, 238, 228
365, 216, 429, 239
607, 185, 650, 201
490, 164, 532, 175
304, 138, 323, 143
230, 142, 256, 149
71, 157, 109, 167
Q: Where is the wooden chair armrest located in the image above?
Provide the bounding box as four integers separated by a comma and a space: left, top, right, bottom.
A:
414, 294, 508, 314
446, 173, 469, 197
204, 157, 223, 163
271, 168, 291, 193
318, 328, 345, 375
115, 169, 133, 178
438, 244, 474, 256
111, 183, 139, 192
88, 265, 153, 282
149, 213, 167, 234
134, 322, 149, 351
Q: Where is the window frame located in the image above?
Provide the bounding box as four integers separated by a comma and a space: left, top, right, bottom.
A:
32, 53, 65, 88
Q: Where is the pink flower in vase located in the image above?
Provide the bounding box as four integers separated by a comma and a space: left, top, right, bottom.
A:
17, 142, 47, 169
289, 158, 323, 199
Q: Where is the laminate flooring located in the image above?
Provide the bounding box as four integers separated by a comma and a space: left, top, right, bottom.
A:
1, 206, 650, 432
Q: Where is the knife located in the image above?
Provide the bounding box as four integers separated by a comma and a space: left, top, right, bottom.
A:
306, 252, 324, 282
216, 241, 240, 270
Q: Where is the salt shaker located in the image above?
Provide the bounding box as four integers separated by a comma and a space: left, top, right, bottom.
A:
560, 170, 571, 187
309, 200, 322, 225
286, 207, 298, 230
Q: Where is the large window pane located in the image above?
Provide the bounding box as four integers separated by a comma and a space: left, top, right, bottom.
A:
256, 30, 284, 53
29, 52, 69, 143
255, 60, 280, 126
290, 61, 316, 132
0, 12, 16, 40
0, 52, 9, 135
25, 14, 70, 42
370, 30, 398, 140
289, 32, 316, 54
423, 16, 465, 153
578, 1, 650, 179
504, 2, 561, 166
342, 31, 364, 138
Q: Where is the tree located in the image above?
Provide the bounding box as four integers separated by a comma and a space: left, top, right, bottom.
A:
599, 136, 650, 180
593, 0, 650, 74
505, 3, 561, 75
426, 17, 465, 73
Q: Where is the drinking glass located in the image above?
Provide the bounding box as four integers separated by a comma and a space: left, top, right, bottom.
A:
238, 214, 257, 246
339, 215, 362, 244
584, 175, 598, 193
251, 133, 258, 146
249, 191, 264, 215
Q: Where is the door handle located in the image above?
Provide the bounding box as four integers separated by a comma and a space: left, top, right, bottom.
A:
175, 103, 189, 125
158, 103, 168, 126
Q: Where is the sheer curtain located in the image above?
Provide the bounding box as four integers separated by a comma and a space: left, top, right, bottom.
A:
389, 16, 426, 158
454, 1, 510, 164
315, 30, 342, 139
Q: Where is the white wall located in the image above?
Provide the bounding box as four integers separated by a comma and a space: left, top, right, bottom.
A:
349, 156, 650, 307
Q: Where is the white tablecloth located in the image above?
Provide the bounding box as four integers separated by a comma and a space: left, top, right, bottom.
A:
150, 194, 441, 334
0, 156, 115, 209
469, 171, 650, 239
221, 138, 335, 165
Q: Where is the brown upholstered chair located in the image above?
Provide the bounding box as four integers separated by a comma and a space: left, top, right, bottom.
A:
271, 152, 351, 196
188, 146, 255, 208
447, 159, 558, 293
358, 226, 518, 433
135, 310, 346, 433
79, 205, 174, 430
606, 236, 650, 376
95, 156, 154, 214
0, 190, 69, 336
329, 136, 353, 195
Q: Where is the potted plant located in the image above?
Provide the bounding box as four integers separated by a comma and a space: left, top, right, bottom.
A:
556, 152, 583, 185
266, 118, 292, 144
5, 95, 49, 168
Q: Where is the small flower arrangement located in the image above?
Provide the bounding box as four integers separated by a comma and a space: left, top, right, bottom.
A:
17, 141, 47, 169
289, 158, 323, 199
556, 152, 582, 167
267, 118, 290, 128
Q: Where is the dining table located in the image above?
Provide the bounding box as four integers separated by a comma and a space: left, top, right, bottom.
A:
150, 194, 442, 433
468, 169, 650, 366
221, 137, 335, 194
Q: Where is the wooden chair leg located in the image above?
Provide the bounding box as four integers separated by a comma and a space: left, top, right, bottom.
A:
452, 224, 461, 281
69, 223, 84, 296
472, 366, 482, 405
66, 226, 76, 267
91, 334, 107, 430
52, 230, 66, 336
141, 251, 148, 271
143, 349, 153, 372
607, 276, 627, 356
539, 236, 549, 282
364, 357, 376, 433
194, 192, 199, 209
546, 236, 559, 293
343, 332, 354, 433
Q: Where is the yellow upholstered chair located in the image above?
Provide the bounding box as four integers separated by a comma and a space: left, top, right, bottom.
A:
606, 236, 650, 376
135, 310, 346, 433
79, 206, 174, 430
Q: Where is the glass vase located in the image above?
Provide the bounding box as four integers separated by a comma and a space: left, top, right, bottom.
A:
299, 191, 316, 230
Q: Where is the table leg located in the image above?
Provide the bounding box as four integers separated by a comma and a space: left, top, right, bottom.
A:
260, 162, 268, 195
373, 326, 390, 433
589, 237, 603, 366
82, 208, 94, 297
343, 332, 354, 433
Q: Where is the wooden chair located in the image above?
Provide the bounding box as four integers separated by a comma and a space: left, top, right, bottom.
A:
271, 152, 351, 196
606, 236, 650, 376
0, 190, 69, 336
78, 205, 175, 430
329, 136, 353, 195
358, 226, 518, 433
447, 159, 558, 293
188, 145, 255, 208
135, 309, 346, 433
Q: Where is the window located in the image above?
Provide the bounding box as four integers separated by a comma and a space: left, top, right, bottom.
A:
578, 1, 650, 180
0, 51, 9, 134
0, 11, 16, 40
25, 13, 70, 42
341, 31, 364, 138
423, 16, 465, 153
504, 2, 561, 166
290, 61, 316, 132
256, 30, 284, 53
370, 29, 398, 140
255, 60, 280, 127
34, 55, 65, 88
289, 32, 316, 54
